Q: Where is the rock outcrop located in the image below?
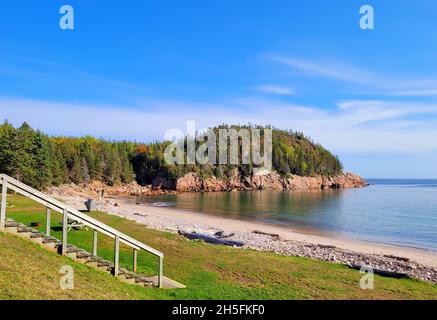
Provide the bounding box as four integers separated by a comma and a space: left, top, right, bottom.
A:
48, 180, 176, 198
153, 171, 368, 192
50, 171, 367, 197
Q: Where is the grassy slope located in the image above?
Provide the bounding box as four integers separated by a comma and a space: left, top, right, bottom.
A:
1, 194, 436, 300
0, 231, 158, 300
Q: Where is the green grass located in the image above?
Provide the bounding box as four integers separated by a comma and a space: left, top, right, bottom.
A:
1, 194, 437, 300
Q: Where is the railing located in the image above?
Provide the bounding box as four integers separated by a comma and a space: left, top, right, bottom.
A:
0, 173, 163, 288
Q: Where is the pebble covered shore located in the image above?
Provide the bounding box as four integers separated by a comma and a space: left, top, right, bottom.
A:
51, 190, 437, 285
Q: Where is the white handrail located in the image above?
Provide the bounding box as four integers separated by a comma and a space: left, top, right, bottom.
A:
0, 173, 163, 287
0, 174, 163, 257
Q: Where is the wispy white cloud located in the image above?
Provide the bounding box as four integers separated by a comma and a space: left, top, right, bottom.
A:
0, 55, 151, 102
256, 84, 295, 95
267, 55, 437, 97
336, 100, 437, 125
391, 89, 437, 96
268, 56, 376, 84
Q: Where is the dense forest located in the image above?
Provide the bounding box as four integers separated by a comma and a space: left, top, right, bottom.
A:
0, 121, 342, 190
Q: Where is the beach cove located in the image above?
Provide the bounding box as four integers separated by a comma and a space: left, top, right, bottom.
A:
49, 182, 437, 284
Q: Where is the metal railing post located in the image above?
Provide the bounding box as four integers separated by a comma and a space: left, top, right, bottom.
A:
133, 249, 138, 273
92, 230, 98, 256
46, 208, 51, 236
62, 209, 68, 255
0, 179, 8, 231
114, 235, 120, 277
158, 256, 163, 288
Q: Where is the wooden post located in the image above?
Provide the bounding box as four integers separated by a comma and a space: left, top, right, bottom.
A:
92, 230, 98, 256
62, 209, 68, 255
46, 208, 51, 236
0, 179, 8, 231
114, 235, 120, 277
133, 249, 138, 273
158, 256, 163, 288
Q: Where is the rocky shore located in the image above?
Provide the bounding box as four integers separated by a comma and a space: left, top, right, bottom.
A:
165, 171, 368, 192
57, 171, 368, 197
48, 188, 437, 284
49, 170, 368, 197
49, 180, 177, 197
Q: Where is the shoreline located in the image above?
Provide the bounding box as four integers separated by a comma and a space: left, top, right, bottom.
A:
126, 195, 437, 268
147, 200, 436, 254
48, 188, 437, 284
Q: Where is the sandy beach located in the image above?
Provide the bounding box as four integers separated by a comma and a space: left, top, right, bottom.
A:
46, 184, 437, 284
128, 198, 437, 266
137, 203, 437, 266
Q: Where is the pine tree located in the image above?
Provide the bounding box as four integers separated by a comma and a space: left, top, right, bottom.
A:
69, 155, 82, 184
0, 121, 17, 176
32, 131, 53, 189
80, 157, 91, 184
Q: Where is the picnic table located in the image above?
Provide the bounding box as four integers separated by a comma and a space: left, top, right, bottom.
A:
60, 218, 89, 232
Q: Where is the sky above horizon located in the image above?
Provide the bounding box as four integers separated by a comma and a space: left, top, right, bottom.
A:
1, 1, 437, 178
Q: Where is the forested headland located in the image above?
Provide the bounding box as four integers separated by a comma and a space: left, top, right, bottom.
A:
0, 121, 342, 190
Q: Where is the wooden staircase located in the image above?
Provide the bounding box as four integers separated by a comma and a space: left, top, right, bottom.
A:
0, 174, 185, 289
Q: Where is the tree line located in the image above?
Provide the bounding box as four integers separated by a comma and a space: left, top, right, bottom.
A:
131, 124, 343, 185
0, 121, 135, 189
0, 121, 343, 190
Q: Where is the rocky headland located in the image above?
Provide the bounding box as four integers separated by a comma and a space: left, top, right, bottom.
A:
162, 170, 368, 192
51, 171, 367, 197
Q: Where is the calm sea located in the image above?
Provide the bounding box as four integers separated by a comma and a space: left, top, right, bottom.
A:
142, 179, 437, 251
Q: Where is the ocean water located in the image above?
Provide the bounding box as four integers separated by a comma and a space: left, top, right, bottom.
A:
141, 179, 437, 251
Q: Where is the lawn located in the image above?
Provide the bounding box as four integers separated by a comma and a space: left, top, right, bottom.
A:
1, 194, 436, 300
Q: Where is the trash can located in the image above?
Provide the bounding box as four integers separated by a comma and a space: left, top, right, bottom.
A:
84, 198, 97, 212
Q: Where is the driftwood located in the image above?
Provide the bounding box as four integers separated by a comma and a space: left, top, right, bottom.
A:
178, 230, 244, 247
318, 244, 337, 249
349, 264, 409, 279
383, 254, 410, 262
214, 230, 235, 239
252, 230, 280, 240
133, 213, 147, 217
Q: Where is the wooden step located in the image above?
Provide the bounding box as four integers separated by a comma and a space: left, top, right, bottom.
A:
30, 232, 45, 239
12, 224, 32, 238
66, 246, 80, 254
5, 221, 20, 228
40, 236, 59, 250
97, 260, 114, 273
76, 250, 91, 259
63, 245, 80, 258
117, 269, 139, 284
74, 250, 91, 263
1, 219, 185, 290
29, 232, 44, 244
133, 275, 155, 287
84, 256, 99, 267
4, 221, 19, 233
17, 226, 32, 233
42, 236, 59, 244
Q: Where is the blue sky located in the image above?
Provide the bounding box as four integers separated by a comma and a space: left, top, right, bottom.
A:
1, 0, 437, 178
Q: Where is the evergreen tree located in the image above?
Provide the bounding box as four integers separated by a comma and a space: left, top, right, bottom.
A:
80, 157, 91, 184
0, 121, 17, 176
69, 156, 82, 184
